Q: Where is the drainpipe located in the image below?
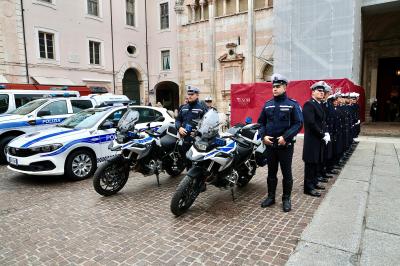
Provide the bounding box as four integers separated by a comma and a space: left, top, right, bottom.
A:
144, 0, 150, 104
20, 0, 29, 83
109, 0, 116, 93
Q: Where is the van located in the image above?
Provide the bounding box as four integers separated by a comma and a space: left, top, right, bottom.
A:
0, 90, 80, 114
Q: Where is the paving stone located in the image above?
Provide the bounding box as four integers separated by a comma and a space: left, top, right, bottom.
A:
0, 140, 338, 265
360, 229, 400, 266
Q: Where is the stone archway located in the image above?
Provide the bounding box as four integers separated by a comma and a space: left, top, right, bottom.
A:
155, 81, 179, 110
122, 68, 141, 104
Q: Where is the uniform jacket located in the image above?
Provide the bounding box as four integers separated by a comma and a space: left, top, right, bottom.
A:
257, 93, 303, 146
302, 98, 326, 163
175, 99, 208, 130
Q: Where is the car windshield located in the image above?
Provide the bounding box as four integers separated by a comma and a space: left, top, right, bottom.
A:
10, 99, 48, 115
58, 109, 107, 129
197, 109, 220, 139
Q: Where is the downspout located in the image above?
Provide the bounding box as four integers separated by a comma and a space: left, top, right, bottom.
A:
109, 0, 116, 93
144, 0, 150, 104
20, 0, 29, 83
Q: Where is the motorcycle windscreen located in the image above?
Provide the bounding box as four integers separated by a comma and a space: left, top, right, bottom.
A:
197, 109, 220, 139
117, 109, 139, 132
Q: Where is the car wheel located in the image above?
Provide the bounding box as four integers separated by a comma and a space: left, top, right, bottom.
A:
0, 136, 16, 164
65, 150, 96, 181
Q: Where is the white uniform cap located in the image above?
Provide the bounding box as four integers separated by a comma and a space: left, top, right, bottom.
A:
271, 73, 289, 85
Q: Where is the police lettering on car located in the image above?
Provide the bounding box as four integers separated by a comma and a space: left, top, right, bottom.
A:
257, 73, 303, 212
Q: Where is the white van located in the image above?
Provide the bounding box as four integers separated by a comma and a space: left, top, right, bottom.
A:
0, 90, 80, 114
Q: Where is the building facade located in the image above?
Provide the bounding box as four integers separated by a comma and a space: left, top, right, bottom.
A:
175, 0, 274, 114
0, 0, 179, 109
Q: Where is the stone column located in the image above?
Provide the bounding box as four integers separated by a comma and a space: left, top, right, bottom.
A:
200, 0, 205, 21
174, 1, 185, 102
246, 0, 255, 82
236, 0, 240, 13
190, 4, 196, 22
223, 0, 227, 15
208, 0, 217, 102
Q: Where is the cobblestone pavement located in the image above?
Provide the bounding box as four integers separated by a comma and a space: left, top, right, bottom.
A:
0, 140, 339, 266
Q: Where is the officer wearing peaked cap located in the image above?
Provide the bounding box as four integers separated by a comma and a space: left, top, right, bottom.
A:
258, 73, 303, 212
302, 81, 330, 197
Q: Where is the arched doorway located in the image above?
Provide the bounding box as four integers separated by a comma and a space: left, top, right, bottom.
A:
122, 68, 141, 104
155, 81, 179, 110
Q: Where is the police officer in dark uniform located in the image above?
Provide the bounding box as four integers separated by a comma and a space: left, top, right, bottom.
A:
258, 74, 303, 212
176, 85, 208, 167
303, 81, 331, 197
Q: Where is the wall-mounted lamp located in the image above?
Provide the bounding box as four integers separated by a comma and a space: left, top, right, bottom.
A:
396, 69, 400, 76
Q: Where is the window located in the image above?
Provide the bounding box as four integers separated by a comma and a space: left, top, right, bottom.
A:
0, 94, 9, 114
40, 100, 68, 115
126, 0, 135, 26
38, 31, 55, 59
127, 45, 136, 55
89, 41, 101, 65
132, 108, 156, 123
71, 100, 94, 113
102, 109, 127, 128
87, 0, 99, 16
160, 2, 169, 30
161, 50, 170, 71
39, 0, 52, 3
15, 94, 45, 108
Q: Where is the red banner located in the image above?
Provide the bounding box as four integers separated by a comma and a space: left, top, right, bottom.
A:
231, 79, 365, 126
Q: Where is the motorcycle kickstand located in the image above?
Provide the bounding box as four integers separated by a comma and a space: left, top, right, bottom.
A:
230, 187, 235, 202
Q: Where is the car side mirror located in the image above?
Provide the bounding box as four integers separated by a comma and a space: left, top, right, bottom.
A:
37, 110, 51, 117
100, 120, 114, 130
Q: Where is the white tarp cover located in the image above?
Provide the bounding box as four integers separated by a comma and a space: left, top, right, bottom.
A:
274, 0, 362, 83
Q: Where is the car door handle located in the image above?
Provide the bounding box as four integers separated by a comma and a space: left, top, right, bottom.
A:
27, 120, 36, 125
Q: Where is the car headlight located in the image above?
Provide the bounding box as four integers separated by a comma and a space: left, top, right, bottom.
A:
30, 144, 63, 153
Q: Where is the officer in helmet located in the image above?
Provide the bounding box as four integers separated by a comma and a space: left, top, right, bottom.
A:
257, 73, 303, 212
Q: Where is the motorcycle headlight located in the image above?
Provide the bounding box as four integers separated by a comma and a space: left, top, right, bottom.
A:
195, 142, 208, 151
30, 143, 63, 153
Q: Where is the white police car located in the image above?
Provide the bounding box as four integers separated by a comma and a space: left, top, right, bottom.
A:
6, 105, 175, 180
0, 93, 129, 163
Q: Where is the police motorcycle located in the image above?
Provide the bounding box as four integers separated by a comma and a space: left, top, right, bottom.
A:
170, 109, 262, 216
93, 109, 185, 196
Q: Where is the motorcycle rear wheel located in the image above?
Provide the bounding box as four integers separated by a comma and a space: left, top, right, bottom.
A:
170, 175, 200, 216
93, 159, 129, 196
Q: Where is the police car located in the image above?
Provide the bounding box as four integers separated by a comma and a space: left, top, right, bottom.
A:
0, 93, 129, 163
6, 105, 175, 180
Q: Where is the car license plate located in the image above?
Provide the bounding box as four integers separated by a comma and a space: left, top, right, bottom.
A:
8, 156, 18, 166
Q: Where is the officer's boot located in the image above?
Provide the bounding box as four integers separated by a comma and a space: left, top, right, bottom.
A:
261, 178, 277, 208
282, 179, 293, 212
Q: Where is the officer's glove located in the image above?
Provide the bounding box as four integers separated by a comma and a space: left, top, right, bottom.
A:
322, 132, 331, 144
356, 120, 360, 125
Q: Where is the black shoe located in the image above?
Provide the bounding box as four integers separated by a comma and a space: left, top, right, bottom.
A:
282, 199, 291, 212
304, 190, 321, 197
317, 177, 329, 183
328, 169, 340, 175
261, 197, 275, 208
315, 184, 325, 190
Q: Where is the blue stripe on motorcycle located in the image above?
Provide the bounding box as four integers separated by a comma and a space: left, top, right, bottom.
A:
22, 129, 79, 148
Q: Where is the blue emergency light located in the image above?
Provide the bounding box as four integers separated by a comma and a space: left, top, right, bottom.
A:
0, 84, 5, 89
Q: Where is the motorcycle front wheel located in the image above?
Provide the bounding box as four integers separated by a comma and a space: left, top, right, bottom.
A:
93, 157, 129, 196
170, 175, 200, 216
